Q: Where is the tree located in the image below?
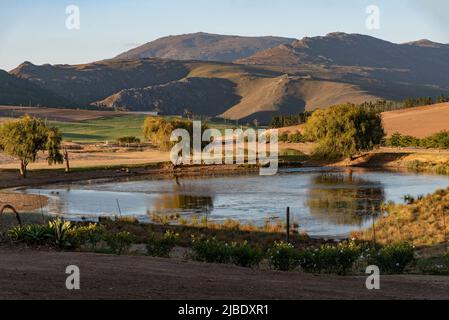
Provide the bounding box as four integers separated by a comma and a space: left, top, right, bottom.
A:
0, 115, 63, 178
303, 104, 385, 160
143, 117, 208, 151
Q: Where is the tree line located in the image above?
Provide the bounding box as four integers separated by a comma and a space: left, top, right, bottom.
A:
270, 95, 449, 129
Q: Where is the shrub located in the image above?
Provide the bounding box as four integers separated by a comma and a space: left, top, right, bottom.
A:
70, 223, 105, 249
117, 136, 141, 145
191, 236, 232, 264
47, 219, 74, 248
297, 241, 361, 275
230, 241, 264, 268
288, 132, 305, 143
421, 131, 449, 149
386, 133, 420, 148
386, 131, 449, 149
7, 225, 51, 245
268, 242, 300, 271
104, 231, 136, 255
146, 230, 180, 258
279, 133, 289, 143
368, 242, 415, 274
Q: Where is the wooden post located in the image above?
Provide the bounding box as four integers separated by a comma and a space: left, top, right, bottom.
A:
63, 148, 71, 173
116, 199, 122, 217
443, 208, 447, 251
286, 207, 291, 243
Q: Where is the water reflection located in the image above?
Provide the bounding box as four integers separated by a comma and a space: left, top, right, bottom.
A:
306, 171, 385, 226
151, 193, 214, 212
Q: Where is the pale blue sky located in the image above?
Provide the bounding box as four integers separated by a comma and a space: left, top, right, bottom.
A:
0, 0, 448, 71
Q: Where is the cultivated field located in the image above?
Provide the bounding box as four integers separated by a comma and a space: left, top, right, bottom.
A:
382, 102, 449, 138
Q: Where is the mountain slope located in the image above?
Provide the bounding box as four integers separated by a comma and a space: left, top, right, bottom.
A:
5, 58, 384, 123
115, 32, 295, 62
95, 77, 241, 115
10, 59, 189, 106
237, 32, 449, 88
0, 70, 71, 107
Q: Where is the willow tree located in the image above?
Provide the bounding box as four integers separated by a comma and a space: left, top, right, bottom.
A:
143, 117, 208, 151
303, 104, 385, 160
0, 115, 64, 178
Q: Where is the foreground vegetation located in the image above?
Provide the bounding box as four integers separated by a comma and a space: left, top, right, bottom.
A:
1, 215, 444, 275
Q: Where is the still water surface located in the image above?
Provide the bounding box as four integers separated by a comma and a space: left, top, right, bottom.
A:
23, 168, 449, 237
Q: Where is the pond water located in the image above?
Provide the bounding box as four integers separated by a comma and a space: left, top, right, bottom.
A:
22, 168, 449, 238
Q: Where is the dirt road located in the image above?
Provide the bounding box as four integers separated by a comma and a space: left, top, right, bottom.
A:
1, 247, 448, 300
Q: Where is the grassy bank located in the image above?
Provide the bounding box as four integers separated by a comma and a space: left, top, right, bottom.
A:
355, 187, 449, 247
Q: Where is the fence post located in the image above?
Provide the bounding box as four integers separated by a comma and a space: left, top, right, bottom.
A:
116, 199, 122, 217
286, 207, 290, 243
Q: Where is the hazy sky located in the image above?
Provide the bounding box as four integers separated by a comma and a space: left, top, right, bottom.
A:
1, 0, 448, 71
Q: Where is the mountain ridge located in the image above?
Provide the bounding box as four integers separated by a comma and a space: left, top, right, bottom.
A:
115, 32, 295, 62
3, 32, 449, 123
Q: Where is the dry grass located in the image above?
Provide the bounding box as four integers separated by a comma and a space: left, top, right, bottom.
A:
186, 62, 378, 122
0, 193, 48, 212
101, 218, 312, 251
382, 102, 449, 138
354, 187, 449, 247
0, 149, 170, 170
149, 212, 304, 237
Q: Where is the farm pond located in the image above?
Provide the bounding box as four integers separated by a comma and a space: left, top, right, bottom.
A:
20, 167, 449, 238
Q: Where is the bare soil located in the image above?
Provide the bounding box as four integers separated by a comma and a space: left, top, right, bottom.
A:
0, 193, 47, 211
0, 247, 448, 300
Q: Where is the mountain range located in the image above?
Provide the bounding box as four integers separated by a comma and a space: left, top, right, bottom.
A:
2, 32, 449, 123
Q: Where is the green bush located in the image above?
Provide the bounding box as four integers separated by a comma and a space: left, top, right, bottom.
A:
386, 131, 449, 149
230, 241, 264, 268
47, 219, 74, 248
146, 230, 180, 258
368, 242, 415, 274
70, 223, 106, 249
279, 133, 289, 142
191, 236, 232, 264
7, 219, 74, 248
268, 242, 300, 271
104, 231, 136, 255
278, 132, 306, 143
386, 133, 420, 148
8, 224, 51, 245
297, 241, 361, 275
288, 132, 306, 143
303, 104, 385, 160
117, 136, 141, 144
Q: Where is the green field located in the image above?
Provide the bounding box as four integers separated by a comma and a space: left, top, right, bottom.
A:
49, 115, 147, 143
49, 115, 251, 144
